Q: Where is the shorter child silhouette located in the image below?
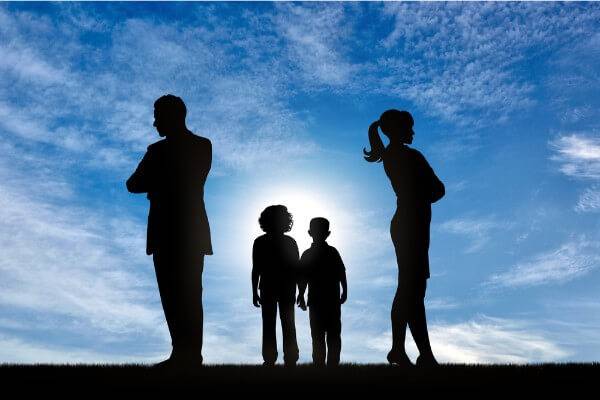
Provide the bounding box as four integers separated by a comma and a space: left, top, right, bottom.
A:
252, 205, 300, 366
297, 217, 347, 366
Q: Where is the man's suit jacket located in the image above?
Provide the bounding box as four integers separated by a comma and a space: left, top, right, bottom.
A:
127, 131, 213, 256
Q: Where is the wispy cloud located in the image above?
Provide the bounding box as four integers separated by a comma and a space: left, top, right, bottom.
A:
1, 5, 320, 174
273, 3, 357, 88
575, 186, 600, 213
367, 316, 569, 364
377, 2, 600, 126
550, 134, 600, 180
439, 217, 510, 253
427, 298, 460, 311
487, 238, 600, 288
0, 334, 162, 364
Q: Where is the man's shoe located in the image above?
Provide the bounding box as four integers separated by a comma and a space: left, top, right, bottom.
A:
154, 358, 174, 368
386, 351, 413, 367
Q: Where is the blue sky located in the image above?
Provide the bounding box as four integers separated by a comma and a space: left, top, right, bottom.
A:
1, 2, 599, 364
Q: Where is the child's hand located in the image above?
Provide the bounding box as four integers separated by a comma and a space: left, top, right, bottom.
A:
253, 293, 261, 308
340, 291, 347, 305
296, 294, 307, 311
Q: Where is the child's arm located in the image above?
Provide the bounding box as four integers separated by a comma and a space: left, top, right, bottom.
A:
251, 241, 261, 307
335, 248, 348, 304
296, 252, 307, 311
340, 269, 348, 304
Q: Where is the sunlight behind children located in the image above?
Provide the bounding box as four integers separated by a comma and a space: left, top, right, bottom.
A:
244, 186, 350, 254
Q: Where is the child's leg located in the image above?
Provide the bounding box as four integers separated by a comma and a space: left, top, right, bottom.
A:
261, 297, 278, 364
326, 306, 342, 366
309, 307, 326, 365
279, 300, 299, 365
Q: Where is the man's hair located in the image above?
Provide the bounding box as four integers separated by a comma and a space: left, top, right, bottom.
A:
309, 217, 330, 232
259, 205, 293, 233
154, 94, 187, 120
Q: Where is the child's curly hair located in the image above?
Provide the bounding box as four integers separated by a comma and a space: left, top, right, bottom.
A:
259, 205, 293, 233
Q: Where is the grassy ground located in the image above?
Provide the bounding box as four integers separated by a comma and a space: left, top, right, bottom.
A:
1, 363, 598, 394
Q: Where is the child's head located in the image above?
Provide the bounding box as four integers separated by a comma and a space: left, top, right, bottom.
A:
308, 217, 330, 243
259, 205, 293, 234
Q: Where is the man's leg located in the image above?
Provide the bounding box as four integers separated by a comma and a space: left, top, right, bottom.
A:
261, 297, 278, 364
179, 252, 204, 363
326, 306, 342, 366
309, 307, 326, 366
153, 250, 179, 360
279, 300, 299, 365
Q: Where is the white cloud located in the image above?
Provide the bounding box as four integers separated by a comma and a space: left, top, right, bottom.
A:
273, 3, 357, 88
487, 239, 600, 288
575, 186, 600, 213
439, 217, 509, 253
1, 6, 320, 174
367, 316, 569, 364
0, 334, 162, 364
377, 2, 600, 126
427, 298, 460, 311
551, 134, 600, 180
0, 146, 165, 353
0, 45, 67, 84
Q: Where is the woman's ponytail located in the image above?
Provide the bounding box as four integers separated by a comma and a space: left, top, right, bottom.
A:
363, 121, 385, 163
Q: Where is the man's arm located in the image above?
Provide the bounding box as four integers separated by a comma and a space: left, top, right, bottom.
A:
126, 149, 153, 194
340, 270, 348, 305
430, 171, 445, 203
198, 137, 212, 183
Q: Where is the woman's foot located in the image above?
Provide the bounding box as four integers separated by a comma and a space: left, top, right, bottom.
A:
416, 354, 439, 367
386, 350, 413, 367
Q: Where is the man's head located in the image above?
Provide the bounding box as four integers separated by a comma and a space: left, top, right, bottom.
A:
153, 94, 187, 137
308, 217, 330, 243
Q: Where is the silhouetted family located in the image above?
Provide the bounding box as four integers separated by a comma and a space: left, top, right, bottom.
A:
127, 95, 444, 368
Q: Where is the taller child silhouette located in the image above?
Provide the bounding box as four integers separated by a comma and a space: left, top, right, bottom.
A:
252, 205, 300, 366
127, 94, 212, 366
364, 110, 444, 367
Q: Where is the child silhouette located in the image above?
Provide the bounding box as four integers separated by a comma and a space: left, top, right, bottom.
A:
251, 205, 300, 366
297, 217, 348, 366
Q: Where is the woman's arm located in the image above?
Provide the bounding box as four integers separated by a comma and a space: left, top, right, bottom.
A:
415, 150, 445, 203
251, 240, 261, 307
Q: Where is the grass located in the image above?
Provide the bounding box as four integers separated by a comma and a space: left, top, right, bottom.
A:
1, 363, 598, 393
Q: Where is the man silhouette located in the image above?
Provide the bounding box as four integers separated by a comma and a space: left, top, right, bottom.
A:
126, 94, 212, 366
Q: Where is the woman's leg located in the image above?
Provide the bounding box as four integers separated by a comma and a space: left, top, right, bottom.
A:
390, 285, 408, 355
389, 220, 412, 364
408, 280, 437, 366
407, 279, 437, 364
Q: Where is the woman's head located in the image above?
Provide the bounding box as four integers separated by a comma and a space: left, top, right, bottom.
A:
379, 110, 414, 142
364, 109, 414, 163
259, 205, 293, 234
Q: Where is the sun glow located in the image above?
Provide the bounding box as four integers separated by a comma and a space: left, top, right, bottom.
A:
243, 184, 351, 255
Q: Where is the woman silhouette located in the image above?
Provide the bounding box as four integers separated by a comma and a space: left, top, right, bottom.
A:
364, 110, 444, 367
